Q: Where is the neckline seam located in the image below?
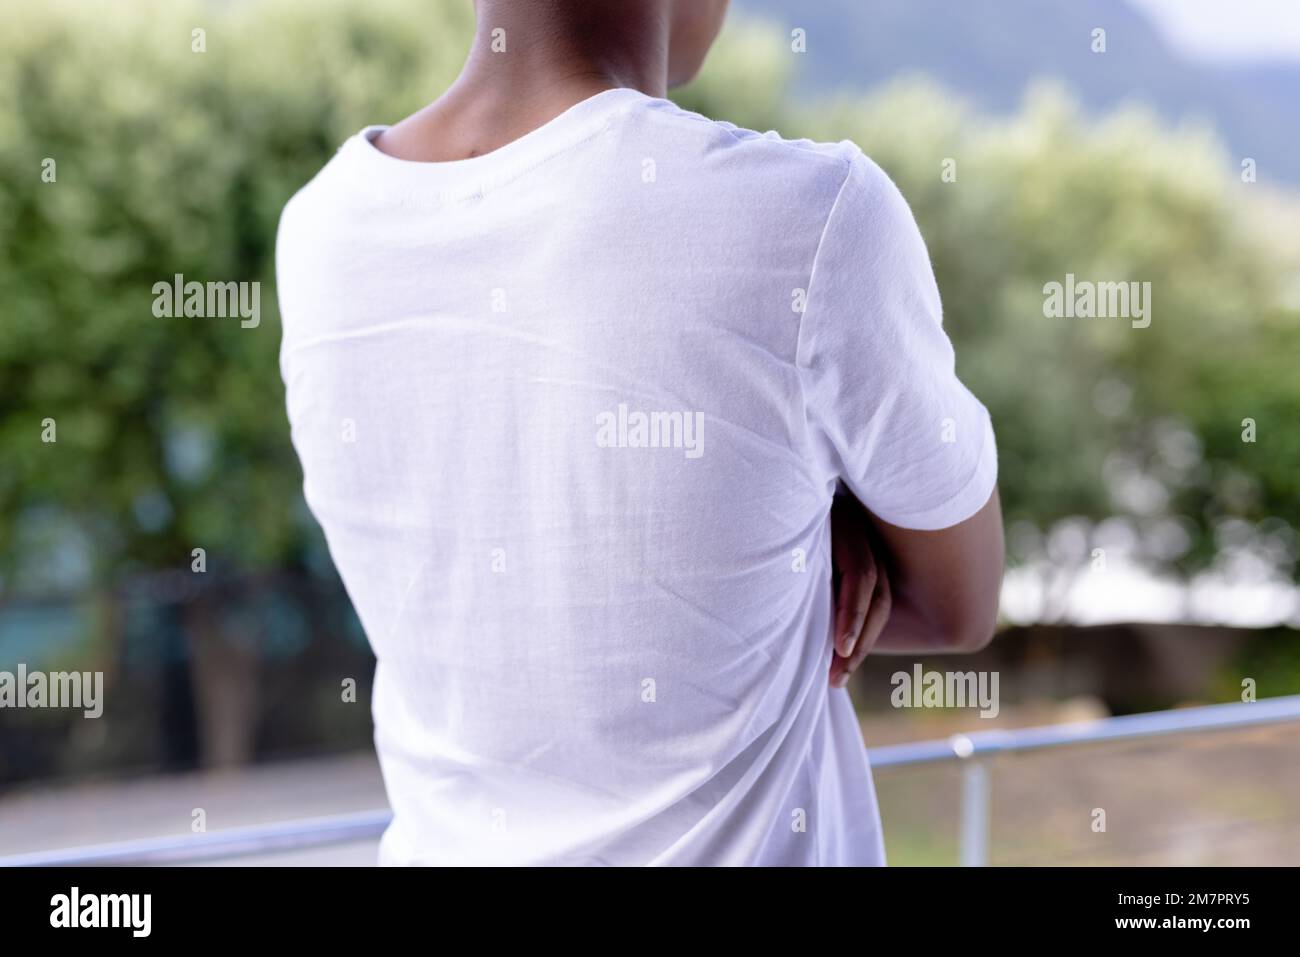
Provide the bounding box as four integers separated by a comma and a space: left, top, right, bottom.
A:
344, 115, 624, 207
348, 88, 647, 188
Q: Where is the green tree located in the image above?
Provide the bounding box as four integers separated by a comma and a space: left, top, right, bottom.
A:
2, 0, 1297, 605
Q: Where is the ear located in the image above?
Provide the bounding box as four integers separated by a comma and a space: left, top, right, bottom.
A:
667, 0, 728, 89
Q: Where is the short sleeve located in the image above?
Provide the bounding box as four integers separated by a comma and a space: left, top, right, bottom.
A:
797, 149, 997, 530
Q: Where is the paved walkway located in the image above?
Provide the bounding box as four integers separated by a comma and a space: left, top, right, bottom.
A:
0, 751, 388, 865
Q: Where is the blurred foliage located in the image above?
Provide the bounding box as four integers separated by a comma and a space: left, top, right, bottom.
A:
1, 0, 1298, 600
790, 85, 1300, 584
0, 0, 471, 589
1214, 629, 1300, 700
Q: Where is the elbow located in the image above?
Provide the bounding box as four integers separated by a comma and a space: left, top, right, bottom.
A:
951, 618, 997, 653
933, 605, 999, 654
943, 566, 1003, 654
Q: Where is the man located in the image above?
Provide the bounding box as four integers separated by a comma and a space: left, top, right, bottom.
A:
277, 0, 1003, 866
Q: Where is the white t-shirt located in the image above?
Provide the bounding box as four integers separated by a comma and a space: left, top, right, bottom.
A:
276, 87, 996, 866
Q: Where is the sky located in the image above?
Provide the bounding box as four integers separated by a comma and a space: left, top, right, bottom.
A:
1129, 0, 1300, 62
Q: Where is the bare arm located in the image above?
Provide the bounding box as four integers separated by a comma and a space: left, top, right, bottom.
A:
830, 487, 1003, 683
868, 488, 1004, 654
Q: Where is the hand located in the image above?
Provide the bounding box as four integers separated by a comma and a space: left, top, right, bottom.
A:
829, 495, 892, 688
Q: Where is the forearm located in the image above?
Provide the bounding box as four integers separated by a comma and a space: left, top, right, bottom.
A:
869, 590, 994, 654
865, 492, 1004, 654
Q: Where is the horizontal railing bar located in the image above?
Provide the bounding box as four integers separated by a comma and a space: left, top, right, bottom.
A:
4, 695, 1299, 867
868, 694, 1300, 768
0, 809, 393, 867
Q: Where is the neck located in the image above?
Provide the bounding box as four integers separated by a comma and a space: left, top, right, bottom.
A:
374, 1, 671, 163
458, 0, 672, 102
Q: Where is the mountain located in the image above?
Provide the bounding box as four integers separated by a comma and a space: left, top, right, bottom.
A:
734, 0, 1300, 185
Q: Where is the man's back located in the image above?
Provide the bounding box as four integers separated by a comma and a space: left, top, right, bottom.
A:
276, 88, 995, 864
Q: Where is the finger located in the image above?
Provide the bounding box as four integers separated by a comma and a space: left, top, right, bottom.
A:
829, 653, 853, 687
843, 569, 891, 676
830, 562, 877, 687
833, 558, 876, 660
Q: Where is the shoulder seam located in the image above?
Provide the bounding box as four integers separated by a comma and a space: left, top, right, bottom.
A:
641, 99, 852, 167
788, 147, 862, 491
794, 148, 862, 373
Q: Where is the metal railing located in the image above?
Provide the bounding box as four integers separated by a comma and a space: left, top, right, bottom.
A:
0, 809, 394, 868
4, 695, 1299, 867
867, 693, 1300, 866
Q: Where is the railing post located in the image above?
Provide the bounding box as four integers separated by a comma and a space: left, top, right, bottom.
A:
953, 735, 991, 867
